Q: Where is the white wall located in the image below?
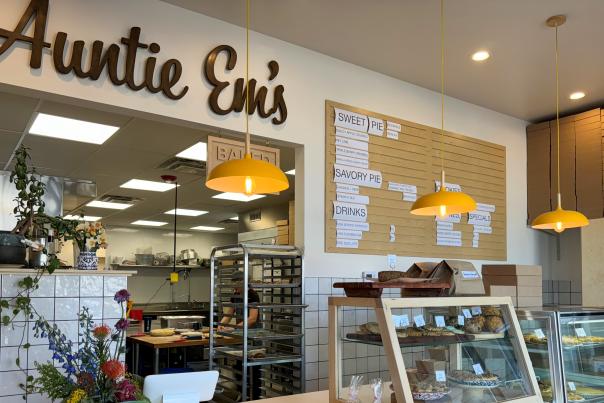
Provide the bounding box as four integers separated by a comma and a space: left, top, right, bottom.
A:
0, 0, 549, 277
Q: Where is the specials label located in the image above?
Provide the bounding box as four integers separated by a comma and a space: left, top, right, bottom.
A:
334, 108, 369, 132
333, 164, 382, 188
332, 201, 368, 222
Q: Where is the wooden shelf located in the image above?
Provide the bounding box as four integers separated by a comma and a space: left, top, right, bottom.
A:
112, 264, 203, 270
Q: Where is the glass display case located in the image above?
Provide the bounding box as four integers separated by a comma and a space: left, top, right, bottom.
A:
518, 308, 604, 403
328, 296, 541, 403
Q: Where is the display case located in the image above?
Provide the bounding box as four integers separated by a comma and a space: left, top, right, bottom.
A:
518, 308, 604, 402
329, 296, 541, 403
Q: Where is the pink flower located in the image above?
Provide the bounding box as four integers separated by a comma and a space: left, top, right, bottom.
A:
114, 379, 138, 402
100, 360, 125, 380
114, 289, 130, 303
115, 319, 130, 331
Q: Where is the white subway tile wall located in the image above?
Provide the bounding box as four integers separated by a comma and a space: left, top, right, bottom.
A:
0, 274, 129, 401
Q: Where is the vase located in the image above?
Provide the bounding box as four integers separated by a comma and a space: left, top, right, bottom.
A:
77, 251, 98, 270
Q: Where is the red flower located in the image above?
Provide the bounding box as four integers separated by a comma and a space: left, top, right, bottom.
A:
101, 360, 125, 380
114, 379, 138, 402
93, 324, 111, 340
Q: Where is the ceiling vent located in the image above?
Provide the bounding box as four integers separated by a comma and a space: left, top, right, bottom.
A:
99, 194, 142, 204
158, 157, 206, 175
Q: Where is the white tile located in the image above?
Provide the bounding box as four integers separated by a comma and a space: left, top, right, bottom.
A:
53, 321, 79, 344
355, 309, 367, 325
318, 377, 329, 391
332, 278, 345, 295
305, 328, 318, 346
305, 362, 319, 380
55, 298, 79, 321
0, 347, 22, 371
104, 276, 127, 296
318, 345, 328, 361
1, 322, 28, 347
80, 298, 103, 321
318, 361, 328, 378
103, 297, 122, 319
305, 311, 318, 329
318, 278, 332, 295
55, 276, 79, 298
306, 294, 319, 312
304, 278, 318, 295
80, 276, 103, 297
30, 298, 54, 321
30, 276, 55, 298
343, 342, 356, 359
0, 394, 26, 403
356, 343, 368, 358
356, 357, 367, 373
0, 370, 26, 397
26, 394, 48, 403
318, 311, 328, 327
343, 358, 356, 375
27, 345, 53, 369
1, 275, 25, 298
318, 328, 328, 345
318, 295, 329, 311
305, 380, 318, 393
305, 345, 318, 363
343, 310, 355, 326
368, 356, 380, 372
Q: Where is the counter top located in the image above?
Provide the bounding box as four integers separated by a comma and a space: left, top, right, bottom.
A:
251, 391, 327, 402
0, 266, 137, 276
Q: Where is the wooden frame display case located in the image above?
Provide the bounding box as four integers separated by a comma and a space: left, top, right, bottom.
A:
328, 297, 541, 403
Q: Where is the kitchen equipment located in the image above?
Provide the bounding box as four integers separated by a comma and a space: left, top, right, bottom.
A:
0, 231, 26, 265
154, 252, 170, 266
27, 237, 48, 268
159, 315, 204, 330
135, 253, 154, 266
178, 249, 198, 264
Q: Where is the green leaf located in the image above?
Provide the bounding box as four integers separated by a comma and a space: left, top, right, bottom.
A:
2, 315, 10, 326
0, 300, 8, 309
23, 343, 31, 349
15, 357, 20, 366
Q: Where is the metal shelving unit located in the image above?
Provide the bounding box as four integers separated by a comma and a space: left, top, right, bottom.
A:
209, 244, 305, 402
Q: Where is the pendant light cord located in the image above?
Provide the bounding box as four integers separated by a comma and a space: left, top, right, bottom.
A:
440, 0, 445, 176
555, 23, 561, 205
245, 0, 251, 155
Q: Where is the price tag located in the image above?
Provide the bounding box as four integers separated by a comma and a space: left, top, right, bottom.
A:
568, 382, 576, 391
534, 329, 545, 339
462, 309, 472, 319
435, 316, 446, 328
414, 315, 426, 327
472, 363, 484, 376
393, 314, 409, 328
435, 370, 446, 382
471, 306, 482, 315
457, 315, 465, 326
575, 328, 587, 337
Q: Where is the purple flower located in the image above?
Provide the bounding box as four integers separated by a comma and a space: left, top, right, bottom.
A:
115, 318, 130, 331
113, 289, 130, 303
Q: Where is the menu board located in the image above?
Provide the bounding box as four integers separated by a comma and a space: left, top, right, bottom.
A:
325, 101, 506, 260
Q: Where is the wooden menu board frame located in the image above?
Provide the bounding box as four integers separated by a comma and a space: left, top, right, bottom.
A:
324, 100, 507, 260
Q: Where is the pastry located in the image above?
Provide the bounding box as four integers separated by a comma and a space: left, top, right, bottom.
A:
524, 333, 547, 344
485, 316, 505, 333
359, 322, 381, 334
150, 328, 175, 337
464, 316, 485, 334
539, 380, 553, 402
449, 370, 499, 387
562, 336, 583, 346
567, 391, 585, 402
575, 385, 604, 397
482, 306, 502, 317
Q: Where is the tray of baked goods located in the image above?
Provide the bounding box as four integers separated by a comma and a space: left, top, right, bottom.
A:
332, 279, 451, 298
345, 322, 476, 347
447, 369, 502, 388
562, 335, 604, 349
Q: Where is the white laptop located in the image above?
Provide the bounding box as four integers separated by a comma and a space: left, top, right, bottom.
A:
143, 371, 219, 403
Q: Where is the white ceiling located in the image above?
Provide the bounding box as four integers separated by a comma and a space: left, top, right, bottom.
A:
0, 91, 295, 234
163, 0, 604, 122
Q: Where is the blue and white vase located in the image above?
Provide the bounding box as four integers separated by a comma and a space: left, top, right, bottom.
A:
77, 251, 98, 270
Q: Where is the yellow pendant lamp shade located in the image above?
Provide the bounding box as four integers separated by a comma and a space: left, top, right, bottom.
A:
206, 153, 289, 195
411, 171, 476, 217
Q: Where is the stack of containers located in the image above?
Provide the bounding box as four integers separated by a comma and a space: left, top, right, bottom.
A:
481, 265, 542, 307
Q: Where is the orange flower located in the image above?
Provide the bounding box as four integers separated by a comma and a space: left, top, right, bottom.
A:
93, 324, 111, 340
100, 360, 124, 380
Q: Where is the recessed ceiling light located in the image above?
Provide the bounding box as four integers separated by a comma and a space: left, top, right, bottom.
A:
162, 232, 194, 238
569, 91, 585, 100
64, 214, 102, 222
29, 113, 119, 144
190, 225, 224, 231
471, 50, 490, 62
212, 193, 265, 202
164, 208, 208, 217
109, 227, 139, 233
230, 216, 239, 221
120, 179, 178, 192
131, 220, 168, 227
176, 142, 207, 161
285, 169, 295, 175
86, 200, 132, 210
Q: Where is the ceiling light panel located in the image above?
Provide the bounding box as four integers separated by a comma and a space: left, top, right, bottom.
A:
285, 169, 295, 175
164, 208, 208, 217
191, 225, 224, 231
212, 192, 265, 202
29, 113, 119, 144
131, 220, 167, 226
64, 214, 102, 221
569, 91, 585, 100
176, 142, 207, 161
86, 200, 133, 210
471, 50, 490, 62
120, 179, 178, 192
230, 216, 239, 221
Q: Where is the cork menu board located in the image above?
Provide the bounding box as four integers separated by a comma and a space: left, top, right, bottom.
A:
325, 100, 507, 260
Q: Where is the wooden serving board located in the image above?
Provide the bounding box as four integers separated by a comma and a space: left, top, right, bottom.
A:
346, 332, 475, 346
333, 281, 451, 297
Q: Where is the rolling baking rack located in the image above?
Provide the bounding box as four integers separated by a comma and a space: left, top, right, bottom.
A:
209, 244, 306, 402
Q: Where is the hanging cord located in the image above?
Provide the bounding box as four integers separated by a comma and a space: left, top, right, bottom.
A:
440, 0, 445, 175
245, 0, 251, 155
555, 23, 561, 206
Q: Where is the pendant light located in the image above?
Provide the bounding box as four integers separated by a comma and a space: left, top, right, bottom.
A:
531, 15, 588, 233
205, 0, 289, 196
410, 0, 476, 217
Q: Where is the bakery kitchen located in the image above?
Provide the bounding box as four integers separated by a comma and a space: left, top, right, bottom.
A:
0, 0, 287, 122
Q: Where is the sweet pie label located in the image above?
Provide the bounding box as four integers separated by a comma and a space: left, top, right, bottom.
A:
472, 363, 484, 376
534, 328, 545, 339
435, 370, 446, 382
414, 315, 426, 327
435, 316, 446, 327
462, 309, 472, 318
457, 315, 465, 326
575, 328, 587, 337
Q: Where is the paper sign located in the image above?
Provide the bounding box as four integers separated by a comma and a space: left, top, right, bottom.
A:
461, 271, 480, 279
534, 329, 545, 339
575, 328, 587, 337
333, 164, 382, 188
335, 155, 369, 169
436, 238, 462, 247
414, 315, 426, 327
476, 203, 496, 213
435, 214, 462, 223
472, 240, 479, 248
393, 314, 409, 328
403, 192, 417, 202
436, 221, 454, 231
472, 363, 484, 376
435, 316, 446, 327
334, 108, 369, 132
386, 130, 399, 140
332, 201, 368, 222
462, 309, 472, 319
387, 254, 397, 269
468, 211, 492, 226
435, 370, 446, 382
336, 229, 363, 240
473, 225, 492, 234
437, 230, 462, 239
335, 136, 369, 151
368, 117, 384, 135
457, 315, 465, 326
335, 126, 369, 142
387, 121, 402, 132
388, 182, 417, 194
336, 220, 370, 232
336, 183, 359, 194
390, 224, 396, 234
435, 180, 462, 192
471, 306, 482, 315
568, 382, 576, 391
389, 233, 396, 242
335, 144, 369, 160
337, 192, 369, 205
336, 238, 359, 248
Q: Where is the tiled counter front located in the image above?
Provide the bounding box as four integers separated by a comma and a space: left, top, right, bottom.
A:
0, 269, 135, 402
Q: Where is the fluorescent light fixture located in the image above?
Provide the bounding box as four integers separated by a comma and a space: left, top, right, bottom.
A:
285, 169, 295, 175
86, 200, 132, 210
212, 193, 265, 202
29, 113, 119, 145
64, 214, 102, 222
569, 91, 585, 100
109, 227, 139, 233
471, 50, 490, 62
164, 208, 208, 217
230, 216, 239, 221
120, 179, 178, 192
190, 225, 223, 231
176, 142, 207, 161
162, 232, 193, 238
131, 220, 167, 227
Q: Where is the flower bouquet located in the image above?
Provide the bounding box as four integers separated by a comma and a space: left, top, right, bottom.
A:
62, 221, 107, 270
28, 289, 147, 402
